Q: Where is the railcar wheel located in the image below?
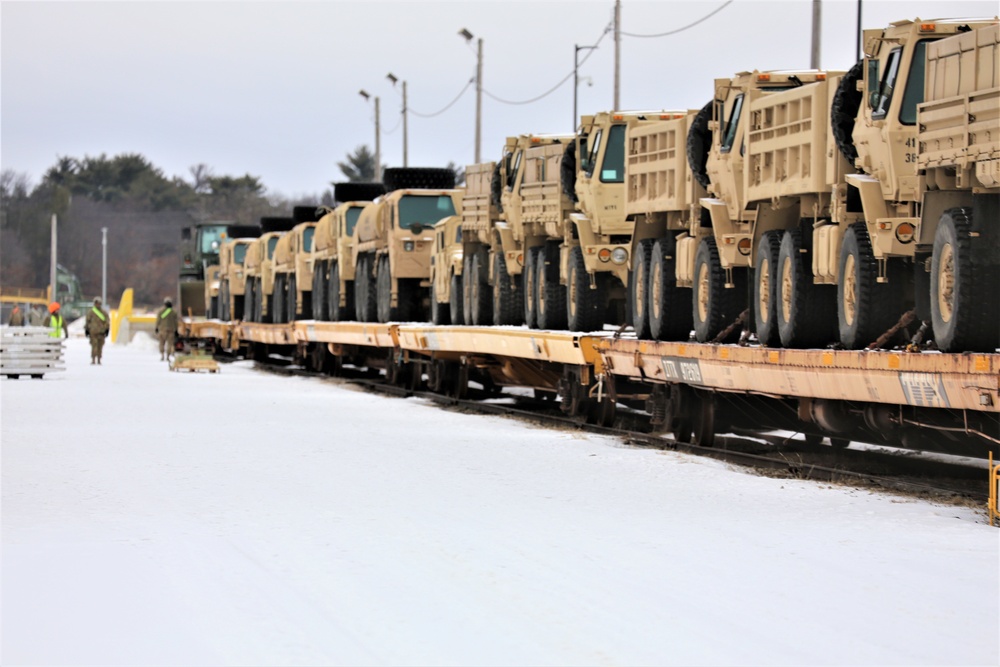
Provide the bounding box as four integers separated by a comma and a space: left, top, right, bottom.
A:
630, 239, 654, 339
776, 228, 836, 348
536, 243, 567, 330
931, 208, 999, 352
691, 392, 716, 447
492, 251, 522, 325
753, 231, 782, 347
524, 247, 540, 328
470, 250, 492, 326
649, 235, 692, 341
837, 224, 899, 349
693, 238, 740, 343
567, 246, 603, 332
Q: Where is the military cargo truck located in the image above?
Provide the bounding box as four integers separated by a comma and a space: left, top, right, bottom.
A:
352, 168, 459, 323
217, 235, 260, 321
178, 221, 260, 316
429, 214, 465, 324
271, 207, 319, 324
459, 160, 502, 326
204, 265, 222, 319
311, 183, 386, 321
242, 217, 295, 323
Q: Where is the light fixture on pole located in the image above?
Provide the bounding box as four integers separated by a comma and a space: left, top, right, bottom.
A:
359, 89, 382, 181
387, 72, 408, 167
458, 28, 482, 164
574, 43, 598, 130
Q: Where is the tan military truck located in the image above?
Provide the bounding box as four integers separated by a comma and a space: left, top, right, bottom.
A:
490, 134, 576, 330
271, 207, 319, 324
310, 183, 386, 321
917, 22, 999, 351
243, 217, 295, 323
692, 68, 852, 346
622, 110, 708, 341
217, 235, 260, 321
429, 214, 465, 324
352, 167, 459, 323
459, 160, 502, 326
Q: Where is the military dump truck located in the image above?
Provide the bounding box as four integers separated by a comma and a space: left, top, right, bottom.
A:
429, 214, 465, 324
216, 234, 260, 321
458, 160, 501, 326
689, 68, 851, 347
178, 221, 260, 316
352, 168, 459, 323
311, 183, 386, 321
243, 217, 295, 323
271, 207, 319, 324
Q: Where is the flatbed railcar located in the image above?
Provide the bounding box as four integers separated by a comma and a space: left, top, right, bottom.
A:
181, 317, 999, 457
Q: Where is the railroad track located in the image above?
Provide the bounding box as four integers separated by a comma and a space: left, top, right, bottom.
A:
246, 355, 988, 504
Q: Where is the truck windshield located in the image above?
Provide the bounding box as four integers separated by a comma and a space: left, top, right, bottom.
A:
200, 226, 228, 254
398, 195, 456, 229
302, 227, 315, 252
233, 244, 248, 264
600, 124, 626, 182
345, 207, 363, 236
267, 237, 279, 259
899, 40, 930, 125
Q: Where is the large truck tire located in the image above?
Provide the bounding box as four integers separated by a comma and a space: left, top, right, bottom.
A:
312, 261, 327, 320
492, 251, 522, 325
686, 101, 714, 190
776, 228, 837, 348
649, 235, 691, 341
567, 246, 603, 332
524, 247, 540, 328
630, 240, 655, 339
561, 141, 578, 202
376, 256, 394, 323
693, 237, 742, 343
430, 275, 450, 325
469, 250, 492, 326
260, 217, 296, 234
383, 167, 455, 191
292, 206, 320, 224
450, 274, 464, 325
334, 182, 386, 203
490, 161, 505, 213
837, 223, 901, 349
243, 280, 255, 321
354, 255, 377, 322
931, 208, 1000, 352
831, 60, 864, 167
536, 243, 567, 330
753, 231, 782, 347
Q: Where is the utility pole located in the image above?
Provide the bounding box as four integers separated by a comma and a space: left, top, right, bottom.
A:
475, 37, 483, 164
402, 80, 408, 167
574, 44, 598, 130
856, 0, 863, 60
374, 96, 381, 181
101, 227, 108, 306
811, 0, 822, 69
49, 214, 57, 304
614, 0, 621, 110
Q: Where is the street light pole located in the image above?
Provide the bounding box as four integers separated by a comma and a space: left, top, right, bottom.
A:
359, 90, 382, 181
101, 227, 108, 306
574, 44, 597, 130
49, 214, 57, 304
387, 73, 409, 167
459, 28, 483, 164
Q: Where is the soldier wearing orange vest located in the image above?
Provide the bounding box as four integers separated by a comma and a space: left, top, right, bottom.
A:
84, 297, 110, 364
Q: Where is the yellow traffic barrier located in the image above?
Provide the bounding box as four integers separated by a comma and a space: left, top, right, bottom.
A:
990, 452, 1000, 527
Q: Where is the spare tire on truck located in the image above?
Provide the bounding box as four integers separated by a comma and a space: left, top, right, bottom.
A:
490, 160, 505, 213
260, 216, 296, 233
383, 167, 455, 192
831, 60, 864, 167
686, 101, 713, 190
334, 182, 386, 203
561, 140, 578, 202
292, 206, 320, 223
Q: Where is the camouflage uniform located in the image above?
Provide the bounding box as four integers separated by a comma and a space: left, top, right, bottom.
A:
155, 301, 178, 360
8, 306, 25, 326
85, 299, 110, 364
28, 306, 45, 326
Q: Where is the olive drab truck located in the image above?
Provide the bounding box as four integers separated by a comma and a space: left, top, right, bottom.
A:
429, 214, 465, 324
490, 134, 576, 330
565, 110, 691, 333
352, 167, 459, 323
693, 68, 852, 347
310, 182, 386, 322
271, 207, 319, 324
217, 234, 260, 322
835, 17, 999, 352
623, 110, 708, 341
242, 217, 295, 323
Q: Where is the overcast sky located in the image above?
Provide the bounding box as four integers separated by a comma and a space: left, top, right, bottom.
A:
2, 0, 995, 199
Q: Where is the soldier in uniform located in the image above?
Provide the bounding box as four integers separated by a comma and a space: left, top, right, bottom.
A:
28, 304, 45, 326
84, 297, 110, 364
8, 305, 25, 326
155, 297, 178, 361
43, 302, 69, 339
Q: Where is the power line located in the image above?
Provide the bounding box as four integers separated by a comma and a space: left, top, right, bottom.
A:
621, 1, 732, 38
482, 20, 611, 106
409, 78, 475, 118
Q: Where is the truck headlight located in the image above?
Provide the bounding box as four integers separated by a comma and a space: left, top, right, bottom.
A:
611, 248, 628, 265
403, 241, 415, 251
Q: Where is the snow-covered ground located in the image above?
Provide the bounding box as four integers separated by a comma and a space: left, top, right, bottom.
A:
2, 332, 998, 666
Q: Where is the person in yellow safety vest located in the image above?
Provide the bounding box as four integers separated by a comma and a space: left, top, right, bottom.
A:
155, 297, 178, 361
84, 297, 110, 365
43, 302, 69, 339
